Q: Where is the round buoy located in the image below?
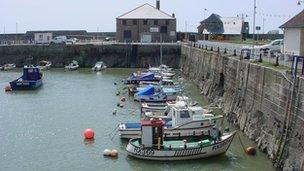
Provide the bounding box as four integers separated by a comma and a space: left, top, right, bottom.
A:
120, 97, 126, 102
224, 127, 230, 132
110, 149, 118, 157
116, 92, 120, 96
116, 103, 120, 107
84, 128, 95, 139
4, 85, 12, 92
114, 82, 117, 85
245, 146, 257, 155
112, 109, 117, 115
103, 149, 112, 156
119, 103, 124, 108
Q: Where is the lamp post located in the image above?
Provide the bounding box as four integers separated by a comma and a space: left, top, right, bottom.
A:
203, 8, 207, 41
252, 0, 257, 58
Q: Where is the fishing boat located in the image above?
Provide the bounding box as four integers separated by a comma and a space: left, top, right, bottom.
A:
65, 60, 79, 71
2, 63, 16, 71
9, 66, 43, 90
126, 72, 161, 84
134, 85, 178, 102
119, 102, 223, 139
92, 61, 107, 71
37, 60, 52, 70
126, 118, 236, 160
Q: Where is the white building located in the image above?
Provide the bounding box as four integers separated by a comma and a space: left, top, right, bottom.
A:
34, 32, 53, 44
280, 10, 304, 56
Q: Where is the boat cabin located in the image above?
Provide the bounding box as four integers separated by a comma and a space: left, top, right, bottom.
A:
22, 66, 42, 81
141, 118, 165, 148
166, 105, 212, 127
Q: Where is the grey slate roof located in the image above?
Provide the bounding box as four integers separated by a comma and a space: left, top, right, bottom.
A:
280, 10, 304, 28
198, 13, 244, 35
117, 3, 174, 19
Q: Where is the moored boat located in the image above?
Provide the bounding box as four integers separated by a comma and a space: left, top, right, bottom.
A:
3, 63, 16, 71
65, 60, 79, 71
9, 66, 43, 90
126, 118, 236, 160
92, 61, 107, 71
119, 102, 223, 139
37, 60, 52, 70
126, 72, 161, 84
134, 85, 179, 102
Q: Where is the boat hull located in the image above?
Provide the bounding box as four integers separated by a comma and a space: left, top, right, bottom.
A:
10, 79, 42, 90
126, 132, 236, 161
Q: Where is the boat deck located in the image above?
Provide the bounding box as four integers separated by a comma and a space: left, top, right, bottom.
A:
125, 122, 172, 129
132, 139, 214, 149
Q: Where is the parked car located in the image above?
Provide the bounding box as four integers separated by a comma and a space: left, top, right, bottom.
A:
50, 36, 77, 45
242, 39, 284, 55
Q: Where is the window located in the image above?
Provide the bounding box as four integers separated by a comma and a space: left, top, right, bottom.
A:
166, 20, 169, 25
123, 30, 132, 38
180, 111, 190, 118
143, 20, 148, 25
122, 20, 126, 26
154, 20, 158, 25
160, 26, 167, 33
133, 20, 137, 25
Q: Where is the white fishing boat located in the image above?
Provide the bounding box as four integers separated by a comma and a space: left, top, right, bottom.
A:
37, 60, 52, 70
119, 102, 223, 139
92, 61, 107, 71
126, 118, 236, 160
65, 60, 79, 71
141, 96, 198, 115
2, 64, 16, 71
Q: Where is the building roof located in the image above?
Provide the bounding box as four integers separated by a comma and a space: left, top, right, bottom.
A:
117, 3, 174, 20
198, 14, 244, 35
280, 10, 304, 28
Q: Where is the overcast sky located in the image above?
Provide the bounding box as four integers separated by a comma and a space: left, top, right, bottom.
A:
0, 0, 302, 34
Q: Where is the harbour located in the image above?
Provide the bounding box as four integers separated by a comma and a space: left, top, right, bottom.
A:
0, 68, 275, 171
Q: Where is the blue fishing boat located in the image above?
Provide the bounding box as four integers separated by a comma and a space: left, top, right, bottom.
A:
9, 66, 43, 90
134, 85, 178, 102
126, 72, 161, 84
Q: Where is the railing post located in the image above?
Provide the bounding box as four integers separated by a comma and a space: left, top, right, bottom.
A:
217, 47, 220, 53
211, 46, 213, 51
205, 45, 207, 50
224, 48, 227, 54
233, 49, 236, 56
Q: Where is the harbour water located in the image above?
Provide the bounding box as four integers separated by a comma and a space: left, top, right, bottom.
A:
0, 69, 275, 171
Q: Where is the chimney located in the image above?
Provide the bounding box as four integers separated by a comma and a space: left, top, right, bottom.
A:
156, 0, 160, 10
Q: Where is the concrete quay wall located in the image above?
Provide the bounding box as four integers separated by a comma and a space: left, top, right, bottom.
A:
0, 44, 181, 68
180, 45, 304, 170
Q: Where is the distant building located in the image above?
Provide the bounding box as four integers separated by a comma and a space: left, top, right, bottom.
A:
280, 10, 304, 56
197, 13, 249, 41
34, 32, 52, 44
116, 1, 176, 43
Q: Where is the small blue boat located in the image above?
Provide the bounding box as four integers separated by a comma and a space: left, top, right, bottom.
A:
134, 85, 178, 102
126, 72, 161, 84
9, 66, 43, 90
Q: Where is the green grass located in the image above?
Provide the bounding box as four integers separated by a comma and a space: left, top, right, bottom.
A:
253, 60, 290, 71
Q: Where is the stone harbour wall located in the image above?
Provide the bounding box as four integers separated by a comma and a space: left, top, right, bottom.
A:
180, 45, 304, 170
0, 44, 180, 68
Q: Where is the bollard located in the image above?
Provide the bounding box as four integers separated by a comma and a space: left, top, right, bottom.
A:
205, 45, 207, 50
274, 56, 279, 66
224, 48, 227, 54
211, 46, 213, 51
258, 53, 263, 62
233, 49, 237, 56
217, 47, 220, 53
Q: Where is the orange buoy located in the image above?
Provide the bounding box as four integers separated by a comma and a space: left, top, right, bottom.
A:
4, 85, 12, 92
120, 97, 126, 102
245, 146, 257, 155
84, 128, 95, 139
110, 149, 118, 157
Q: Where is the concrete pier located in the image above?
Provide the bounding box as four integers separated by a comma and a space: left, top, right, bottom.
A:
0, 44, 181, 68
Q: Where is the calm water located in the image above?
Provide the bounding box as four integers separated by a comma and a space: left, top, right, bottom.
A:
0, 68, 275, 171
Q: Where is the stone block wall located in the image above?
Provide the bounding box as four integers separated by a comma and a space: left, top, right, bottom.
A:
180, 45, 304, 170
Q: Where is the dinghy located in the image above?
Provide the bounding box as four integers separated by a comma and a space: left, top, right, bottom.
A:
37, 60, 52, 70
92, 61, 106, 71
65, 60, 79, 71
